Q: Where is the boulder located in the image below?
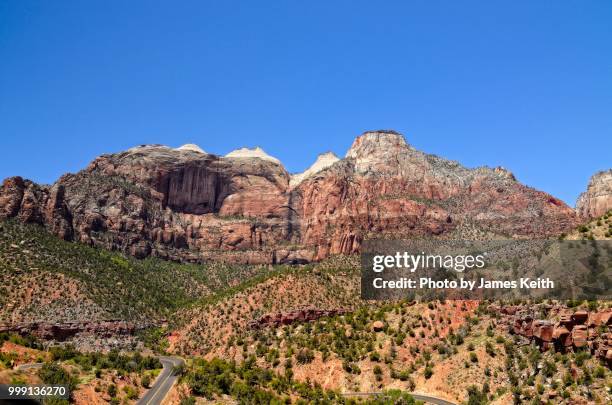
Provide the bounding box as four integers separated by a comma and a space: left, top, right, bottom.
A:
553, 325, 572, 347
559, 312, 574, 328
372, 321, 385, 332
571, 311, 589, 325
533, 320, 553, 342
570, 365, 579, 380
588, 311, 612, 327
572, 325, 588, 348
522, 317, 534, 338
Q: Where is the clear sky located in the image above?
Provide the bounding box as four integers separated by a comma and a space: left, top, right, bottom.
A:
0, 1, 610, 205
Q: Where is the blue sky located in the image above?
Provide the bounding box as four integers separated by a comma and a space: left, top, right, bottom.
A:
0, 1, 610, 205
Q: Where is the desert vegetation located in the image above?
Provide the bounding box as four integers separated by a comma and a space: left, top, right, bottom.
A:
0, 219, 268, 322
565, 209, 612, 240
178, 356, 423, 404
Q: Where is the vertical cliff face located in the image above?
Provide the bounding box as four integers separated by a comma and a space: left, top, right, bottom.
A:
0, 177, 28, 218
87, 146, 230, 215
576, 170, 612, 219
0, 132, 581, 263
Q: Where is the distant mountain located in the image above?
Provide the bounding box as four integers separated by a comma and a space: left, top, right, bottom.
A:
576, 169, 612, 219
0, 130, 579, 264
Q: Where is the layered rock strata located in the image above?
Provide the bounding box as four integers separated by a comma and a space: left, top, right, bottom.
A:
495, 304, 612, 367
0, 131, 580, 264
576, 169, 612, 218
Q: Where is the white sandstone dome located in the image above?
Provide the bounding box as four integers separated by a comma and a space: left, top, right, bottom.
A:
176, 143, 207, 154
290, 152, 340, 187
225, 147, 281, 164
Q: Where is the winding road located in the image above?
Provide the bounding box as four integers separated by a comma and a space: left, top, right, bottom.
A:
137, 356, 184, 405
342, 391, 457, 405
14, 355, 184, 405
14, 362, 43, 371
14, 358, 454, 405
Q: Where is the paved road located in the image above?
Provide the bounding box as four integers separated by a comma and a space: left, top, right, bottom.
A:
14, 362, 43, 371
14, 359, 453, 405
343, 391, 457, 405
14, 356, 184, 405
411, 392, 457, 405
6, 363, 45, 405
137, 356, 184, 405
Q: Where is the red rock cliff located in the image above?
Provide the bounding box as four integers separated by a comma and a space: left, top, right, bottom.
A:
576, 169, 612, 219
0, 131, 580, 263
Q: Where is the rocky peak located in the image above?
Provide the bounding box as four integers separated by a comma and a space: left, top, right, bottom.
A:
576, 169, 612, 218
345, 130, 409, 160
175, 143, 207, 154
344, 130, 415, 175
493, 166, 516, 181
290, 152, 339, 188
126, 144, 170, 153
225, 146, 282, 165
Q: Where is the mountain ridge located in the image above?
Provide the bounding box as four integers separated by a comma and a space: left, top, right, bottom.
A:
0, 130, 580, 264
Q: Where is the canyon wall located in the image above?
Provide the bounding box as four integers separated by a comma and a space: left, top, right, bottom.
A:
576, 169, 612, 219
0, 131, 580, 264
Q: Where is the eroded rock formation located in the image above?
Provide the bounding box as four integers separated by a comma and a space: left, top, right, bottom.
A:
0, 131, 580, 264
0, 320, 148, 341
248, 308, 348, 329
495, 304, 612, 367
576, 169, 612, 219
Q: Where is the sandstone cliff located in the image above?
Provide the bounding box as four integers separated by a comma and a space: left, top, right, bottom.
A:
0, 131, 579, 264
576, 169, 612, 219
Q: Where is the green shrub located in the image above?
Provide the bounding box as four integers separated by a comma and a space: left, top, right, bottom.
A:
37, 363, 78, 393
141, 373, 151, 388
466, 385, 487, 405
296, 348, 314, 364
107, 384, 117, 398
424, 365, 433, 379
542, 360, 556, 378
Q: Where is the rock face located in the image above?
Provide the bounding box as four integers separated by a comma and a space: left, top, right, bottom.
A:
496, 304, 612, 366
248, 308, 347, 329
0, 131, 579, 264
576, 169, 612, 218
0, 320, 146, 341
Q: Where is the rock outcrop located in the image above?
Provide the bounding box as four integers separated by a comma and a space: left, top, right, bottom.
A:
371, 320, 385, 332
0, 320, 148, 341
248, 308, 348, 329
576, 169, 612, 218
0, 131, 580, 263
495, 304, 612, 367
